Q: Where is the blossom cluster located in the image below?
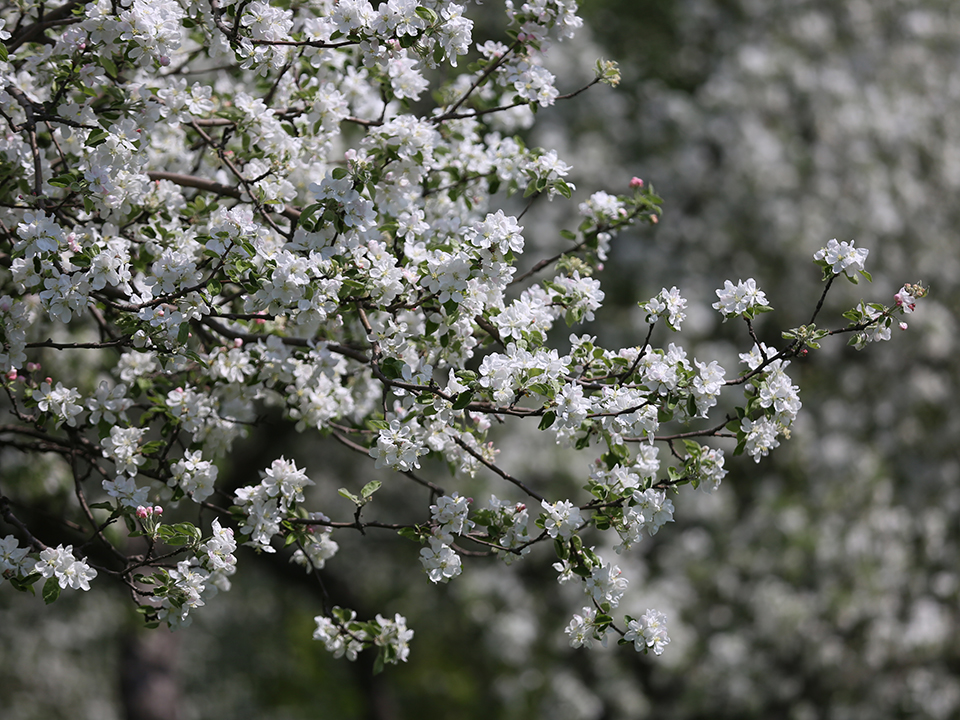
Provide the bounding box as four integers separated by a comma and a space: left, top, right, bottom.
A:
0, 0, 924, 669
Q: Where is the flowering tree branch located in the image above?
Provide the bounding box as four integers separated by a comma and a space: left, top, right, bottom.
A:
0, 0, 925, 673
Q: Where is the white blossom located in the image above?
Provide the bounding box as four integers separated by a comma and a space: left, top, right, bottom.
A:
33, 545, 97, 591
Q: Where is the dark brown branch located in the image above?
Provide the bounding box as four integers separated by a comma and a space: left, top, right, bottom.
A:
6, 2, 82, 52
146, 171, 302, 222
453, 436, 545, 503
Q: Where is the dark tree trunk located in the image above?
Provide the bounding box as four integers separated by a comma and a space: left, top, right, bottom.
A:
119, 627, 182, 720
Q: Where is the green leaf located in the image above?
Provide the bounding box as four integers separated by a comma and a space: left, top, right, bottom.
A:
48, 174, 76, 188
85, 129, 108, 147
379, 357, 404, 379
361, 480, 381, 499
398, 527, 425, 542
43, 577, 62, 605
140, 440, 165, 455
538, 410, 557, 430
554, 537, 568, 560
452, 391, 473, 410
156, 522, 201, 546
10, 572, 40, 593
682, 439, 701, 455
328, 607, 349, 623
338, 488, 361, 505
100, 54, 118, 78
527, 382, 552, 397
297, 202, 323, 226
415, 6, 438, 23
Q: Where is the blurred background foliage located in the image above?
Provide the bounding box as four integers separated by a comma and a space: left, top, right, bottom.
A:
3, 1, 960, 718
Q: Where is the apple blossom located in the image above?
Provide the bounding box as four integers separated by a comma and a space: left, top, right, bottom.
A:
0, 0, 925, 672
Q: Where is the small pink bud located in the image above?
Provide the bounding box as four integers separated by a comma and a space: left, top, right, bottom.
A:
27, 362, 41, 372
629, 177, 644, 189
233, 338, 243, 348
6, 369, 17, 381
136, 506, 149, 519
899, 322, 908, 330
159, 56, 171, 67
153, 505, 163, 515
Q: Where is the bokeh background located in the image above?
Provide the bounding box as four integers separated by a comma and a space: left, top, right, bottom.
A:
3, 1, 959, 718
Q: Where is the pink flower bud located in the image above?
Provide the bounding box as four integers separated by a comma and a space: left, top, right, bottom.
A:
629, 177, 644, 189
159, 56, 171, 67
